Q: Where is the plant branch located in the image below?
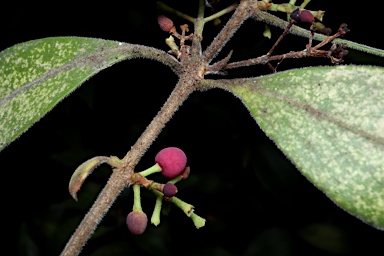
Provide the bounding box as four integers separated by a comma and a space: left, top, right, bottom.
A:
59, 3, 383, 256
300, 0, 311, 9
224, 48, 333, 70
157, 1, 195, 23
204, 3, 238, 23
120, 78, 200, 167
61, 71, 200, 256
60, 167, 131, 256
225, 29, 349, 70
252, 11, 384, 57
202, 0, 257, 64
266, 19, 295, 57
197, 0, 205, 19
190, 0, 206, 57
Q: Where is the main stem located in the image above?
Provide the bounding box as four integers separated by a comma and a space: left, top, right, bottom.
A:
60, 74, 199, 256
60, 0, 255, 254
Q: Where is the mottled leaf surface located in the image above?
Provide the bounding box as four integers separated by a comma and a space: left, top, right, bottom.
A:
0, 37, 180, 151
206, 65, 384, 229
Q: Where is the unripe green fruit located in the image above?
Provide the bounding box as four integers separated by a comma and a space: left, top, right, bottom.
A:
163, 182, 178, 197
126, 211, 148, 235
155, 147, 187, 178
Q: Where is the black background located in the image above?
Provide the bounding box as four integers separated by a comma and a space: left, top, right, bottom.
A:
1, 1, 384, 255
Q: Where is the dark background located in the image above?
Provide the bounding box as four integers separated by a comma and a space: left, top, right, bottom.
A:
1, 1, 384, 255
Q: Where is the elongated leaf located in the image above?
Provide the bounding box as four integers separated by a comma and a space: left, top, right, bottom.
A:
204, 65, 384, 229
0, 37, 180, 151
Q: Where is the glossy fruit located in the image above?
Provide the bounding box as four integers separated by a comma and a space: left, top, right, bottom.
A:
126, 211, 148, 235
155, 147, 187, 178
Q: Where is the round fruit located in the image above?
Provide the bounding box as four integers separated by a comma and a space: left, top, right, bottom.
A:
155, 147, 187, 178
290, 8, 300, 21
163, 182, 178, 197
126, 211, 148, 235
300, 10, 314, 23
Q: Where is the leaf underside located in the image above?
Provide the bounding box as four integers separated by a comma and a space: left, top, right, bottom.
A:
0, 37, 178, 152
210, 65, 384, 230
69, 156, 111, 201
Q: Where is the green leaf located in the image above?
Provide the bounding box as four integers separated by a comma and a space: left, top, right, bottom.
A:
204, 65, 384, 229
0, 37, 180, 151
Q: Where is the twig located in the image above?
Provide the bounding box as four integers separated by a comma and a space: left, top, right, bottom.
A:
312, 24, 348, 50
266, 19, 295, 57
203, 0, 257, 64
61, 72, 199, 256
61, 1, 352, 255
157, 1, 195, 23
190, 0, 206, 57
204, 3, 238, 23
252, 11, 384, 57
224, 46, 343, 70
225, 19, 349, 71
205, 50, 233, 75
300, 0, 311, 9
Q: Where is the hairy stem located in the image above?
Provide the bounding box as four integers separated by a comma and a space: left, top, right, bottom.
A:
224, 48, 331, 69
60, 2, 223, 250
203, 0, 256, 63
60, 168, 130, 256
60, 73, 199, 256
60, 4, 346, 255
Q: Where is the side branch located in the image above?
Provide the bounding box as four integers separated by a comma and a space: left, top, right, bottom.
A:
61, 74, 199, 256
204, 3, 238, 23
202, 0, 256, 63
224, 49, 331, 69
252, 10, 384, 57
157, 1, 195, 23
225, 22, 349, 70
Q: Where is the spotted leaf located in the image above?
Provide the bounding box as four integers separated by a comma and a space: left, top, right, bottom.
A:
0, 37, 180, 151
203, 65, 384, 229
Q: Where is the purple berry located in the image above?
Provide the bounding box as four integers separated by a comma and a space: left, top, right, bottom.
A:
126, 211, 148, 235
290, 8, 300, 21
300, 10, 314, 23
155, 147, 187, 179
163, 182, 178, 197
